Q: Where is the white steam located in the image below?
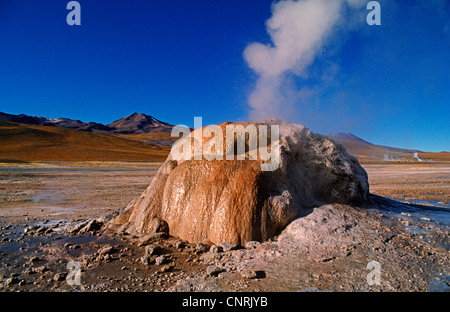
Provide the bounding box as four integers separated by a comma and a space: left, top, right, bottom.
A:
413, 152, 423, 162
244, 0, 365, 121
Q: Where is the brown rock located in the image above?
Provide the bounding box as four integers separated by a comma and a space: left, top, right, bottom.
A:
145, 244, 160, 256
140, 255, 150, 265
32, 265, 49, 274
97, 245, 118, 255
29, 256, 39, 263
245, 241, 261, 249
155, 255, 170, 265
220, 242, 239, 251
139, 233, 167, 245
110, 121, 370, 245
160, 264, 174, 272
5, 277, 19, 286
53, 272, 67, 281
209, 245, 223, 253
206, 265, 223, 277
240, 269, 258, 279
195, 243, 210, 252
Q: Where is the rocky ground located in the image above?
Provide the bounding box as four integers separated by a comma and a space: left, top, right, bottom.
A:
0, 162, 449, 292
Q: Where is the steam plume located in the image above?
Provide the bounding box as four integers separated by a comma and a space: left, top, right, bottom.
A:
244, 0, 365, 121
413, 152, 423, 162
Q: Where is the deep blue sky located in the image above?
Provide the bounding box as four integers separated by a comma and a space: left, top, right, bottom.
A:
0, 0, 449, 152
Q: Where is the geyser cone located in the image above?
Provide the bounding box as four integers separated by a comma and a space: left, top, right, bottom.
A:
109, 121, 370, 245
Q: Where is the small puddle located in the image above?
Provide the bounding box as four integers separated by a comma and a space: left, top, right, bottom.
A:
428, 274, 450, 292
371, 195, 450, 251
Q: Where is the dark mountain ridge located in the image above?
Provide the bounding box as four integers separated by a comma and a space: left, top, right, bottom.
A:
0, 112, 174, 134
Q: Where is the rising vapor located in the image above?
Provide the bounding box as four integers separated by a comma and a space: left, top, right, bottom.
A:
244, 0, 365, 121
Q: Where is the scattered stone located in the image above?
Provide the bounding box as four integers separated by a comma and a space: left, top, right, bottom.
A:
240, 269, 258, 279
220, 242, 239, 252
245, 241, 260, 249
155, 255, 169, 265
29, 256, 40, 263
35, 227, 47, 235
18, 280, 26, 286
174, 240, 184, 249
160, 264, 174, 273
96, 253, 111, 262
196, 242, 210, 252
5, 277, 19, 286
139, 233, 167, 245
209, 245, 223, 253
299, 287, 332, 292
32, 266, 49, 274
205, 265, 223, 277
23, 268, 33, 275
140, 255, 150, 265
66, 221, 89, 235
53, 272, 67, 282
98, 245, 118, 255
201, 252, 222, 263
64, 243, 81, 250
78, 219, 103, 234
145, 244, 160, 256
67, 218, 104, 235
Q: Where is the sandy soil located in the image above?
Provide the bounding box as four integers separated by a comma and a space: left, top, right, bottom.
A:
364, 162, 450, 205
0, 161, 449, 292
0, 163, 161, 223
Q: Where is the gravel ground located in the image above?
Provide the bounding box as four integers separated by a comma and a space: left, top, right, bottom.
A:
0, 162, 448, 292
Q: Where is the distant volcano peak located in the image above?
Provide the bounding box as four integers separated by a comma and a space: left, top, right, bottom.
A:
107, 113, 172, 134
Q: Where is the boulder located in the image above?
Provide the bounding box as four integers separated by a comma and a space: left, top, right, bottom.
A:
109, 121, 370, 245
155, 255, 170, 266
195, 242, 210, 252
97, 245, 118, 256
144, 244, 160, 256
220, 242, 239, 252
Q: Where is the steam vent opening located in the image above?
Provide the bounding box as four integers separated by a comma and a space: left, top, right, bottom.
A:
109, 121, 370, 245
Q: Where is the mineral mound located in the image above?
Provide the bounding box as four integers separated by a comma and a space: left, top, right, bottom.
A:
109, 121, 370, 245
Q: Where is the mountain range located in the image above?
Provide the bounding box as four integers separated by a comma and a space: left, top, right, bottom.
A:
326, 132, 420, 160
0, 112, 175, 162
0, 112, 173, 134
0, 111, 448, 162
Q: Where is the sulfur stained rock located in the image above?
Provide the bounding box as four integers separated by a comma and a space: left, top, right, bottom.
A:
109, 121, 370, 245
